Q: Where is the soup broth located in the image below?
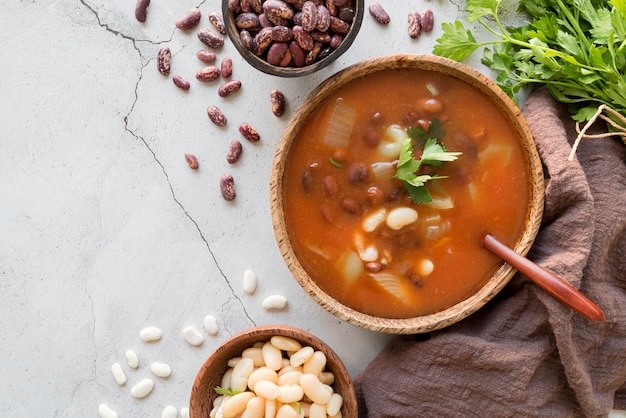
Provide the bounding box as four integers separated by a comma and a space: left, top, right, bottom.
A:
283, 68, 529, 318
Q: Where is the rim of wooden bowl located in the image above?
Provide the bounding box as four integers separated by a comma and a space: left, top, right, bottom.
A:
189, 324, 357, 418
222, 0, 365, 78
269, 54, 545, 334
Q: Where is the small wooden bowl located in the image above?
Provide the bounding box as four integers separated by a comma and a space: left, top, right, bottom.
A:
269, 54, 545, 334
189, 325, 357, 417
222, 0, 364, 77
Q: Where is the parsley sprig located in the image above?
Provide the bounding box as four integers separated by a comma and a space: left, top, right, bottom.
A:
433, 0, 626, 132
394, 122, 461, 204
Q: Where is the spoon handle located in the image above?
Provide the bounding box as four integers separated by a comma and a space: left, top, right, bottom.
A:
483, 234, 605, 322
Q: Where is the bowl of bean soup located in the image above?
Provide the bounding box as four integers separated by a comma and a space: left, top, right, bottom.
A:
189, 324, 357, 417
270, 54, 545, 334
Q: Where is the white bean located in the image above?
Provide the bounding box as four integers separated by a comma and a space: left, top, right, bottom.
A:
270, 336, 300, 352
125, 349, 139, 369
277, 370, 303, 386
418, 258, 434, 276
277, 384, 304, 403
330, 411, 343, 418
221, 391, 255, 418
262, 294, 288, 310
319, 371, 335, 385
241, 396, 265, 418
130, 378, 154, 399
111, 362, 126, 386
227, 357, 242, 368
254, 380, 280, 400
162, 405, 177, 418
231, 357, 254, 392
183, 325, 204, 346
180, 407, 190, 418
362, 208, 387, 232
276, 404, 299, 418
242, 347, 265, 367
150, 361, 172, 378
139, 326, 162, 342
204, 315, 219, 336
265, 399, 277, 418
303, 351, 326, 376
278, 365, 303, 377
386, 207, 418, 230
289, 346, 314, 367
262, 341, 283, 371
248, 367, 278, 391
243, 269, 257, 294
98, 403, 118, 418
300, 373, 332, 405
309, 403, 327, 418
221, 368, 233, 389
327, 393, 343, 416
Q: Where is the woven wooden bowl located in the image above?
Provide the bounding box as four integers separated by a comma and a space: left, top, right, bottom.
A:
222, 0, 364, 77
269, 54, 545, 334
189, 325, 357, 417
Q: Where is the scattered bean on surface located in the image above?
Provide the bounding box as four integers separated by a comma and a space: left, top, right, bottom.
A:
198, 27, 225, 49
262, 294, 288, 310
243, 269, 257, 294
125, 349, 139, 369
220, 173, 236, 201
408, 11, 422, 39
162, 405, 177, 418
98, 403, 119, 418
150, 361, 172, 378
221, 57, 233, 77
180, 407, 190, 418
239, 122, 260, 142
208, 11, 227, 34
139, 326, 162, 342
183, 325, 204, 346
185, 153, 199, 170
173, 75, 191, 90
196, 65, 221, 82
207, 105, 228, 126
204, 314, 219, 336
176, 8, 202, 30
130, 378, 154, 399
197, 50, 217, 63
134, 0, 150, 23
111, 362, 126, 386
369, 2, 390, 24
421, 8, 434, 32
226, 140, 243, 164
270, 89, 286, 117
157, 47, 171, 75
218, 79, 242, 97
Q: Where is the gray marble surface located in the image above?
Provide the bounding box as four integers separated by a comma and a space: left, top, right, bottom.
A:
2, 1, 623, 417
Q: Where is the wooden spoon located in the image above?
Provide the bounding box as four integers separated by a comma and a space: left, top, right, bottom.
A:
483, 234, 605, 321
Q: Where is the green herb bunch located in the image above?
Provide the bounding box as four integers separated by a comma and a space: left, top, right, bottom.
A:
434, 0, 626, 134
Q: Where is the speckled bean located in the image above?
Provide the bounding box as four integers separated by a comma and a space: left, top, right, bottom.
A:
176, 8, 201, 30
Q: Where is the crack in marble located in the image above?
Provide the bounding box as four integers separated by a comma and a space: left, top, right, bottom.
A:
78, 0, 255, 325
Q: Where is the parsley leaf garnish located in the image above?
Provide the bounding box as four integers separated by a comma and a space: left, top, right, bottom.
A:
394, 138, 461, 204
214, 386, 241, 396
433, 0, 626, 134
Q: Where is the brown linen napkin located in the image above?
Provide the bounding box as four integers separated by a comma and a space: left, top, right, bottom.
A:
354, 87, 626, 417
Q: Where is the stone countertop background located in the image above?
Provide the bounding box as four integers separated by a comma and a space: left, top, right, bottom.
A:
2, 1, 624, 417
